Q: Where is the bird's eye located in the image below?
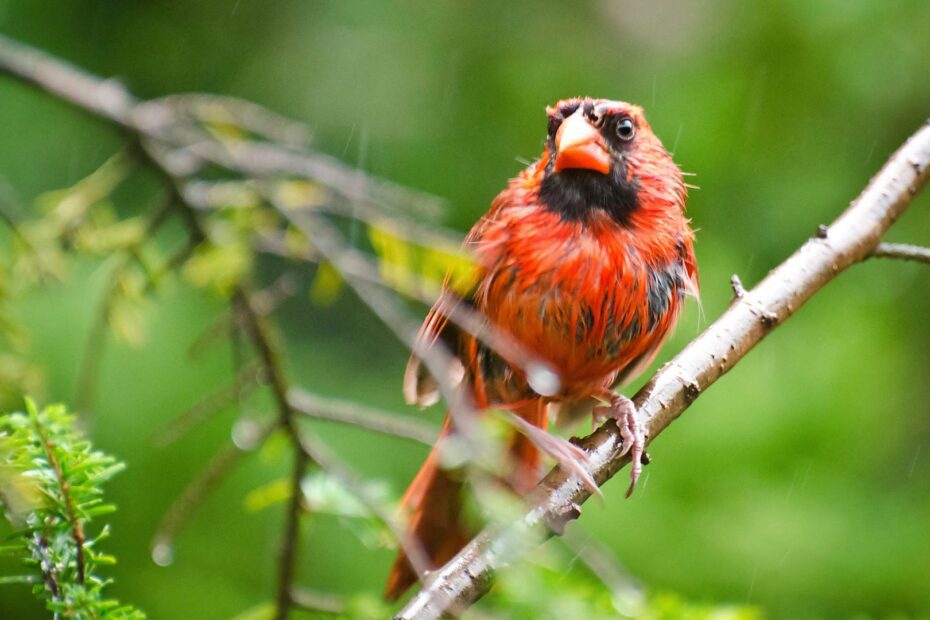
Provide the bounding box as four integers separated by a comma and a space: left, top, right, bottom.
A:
616, 117, 635, 141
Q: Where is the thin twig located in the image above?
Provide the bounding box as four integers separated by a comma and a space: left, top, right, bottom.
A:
31, 417, 85, 584
559, 527, 642, 612
871, 241, 930, 264
153, 94, 311, 147
264, 205, 483, 445
294, 430, 433, 587
154, 362, 264, 447
231, 290, 292, 425
288, 388, 438, 446
730, 273, 746, 300
151, 421, 277, 560
34, 534, 61, 601
73, 195, 178, 411
0, 178, 43, 262
232, 287, 309, 620
289, 587, 346, 615
276, 444, 309, 619
72, 258, 120, 412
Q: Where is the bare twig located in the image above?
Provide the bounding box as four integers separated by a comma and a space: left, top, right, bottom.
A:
0, 34, 134, 126
185, 275, 297, 360
72, 259, 121, 412
151, 421, 277, 562
0, 179, 43, 262
871, 241, 930, 265
559, 528, 642, 614
729, 273, 746, 300
288, 388, 438, 446
230, 289, 293, 424
152, 94, 312, 147
276, 444, 310, 620
154, 362, 264, 447
395, 122, 930, 618
267, 205, 484, 449
73, 194, 178, 411
230, 289, 309, 620
289, 587, 346, 615
294, 430, 433, 587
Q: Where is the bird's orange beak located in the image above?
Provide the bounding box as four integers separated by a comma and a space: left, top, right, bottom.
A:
554, 110, 610, 175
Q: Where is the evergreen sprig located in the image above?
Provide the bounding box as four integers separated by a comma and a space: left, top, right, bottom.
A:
0, 400, 143, 619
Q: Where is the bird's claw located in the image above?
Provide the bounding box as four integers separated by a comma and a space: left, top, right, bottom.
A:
501, 410, 599, 496
594, 393, 647, 497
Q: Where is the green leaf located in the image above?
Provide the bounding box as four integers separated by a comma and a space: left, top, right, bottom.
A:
35, 151, 133, 234
300, 469, 372, 518
274, 180, 330, 210
243, 478, 291, 513
309, 262, 344, 305
299, 470, 392, 549
367, 224, 478, 298
182, 240, 251, 294
230, 601, 275, 620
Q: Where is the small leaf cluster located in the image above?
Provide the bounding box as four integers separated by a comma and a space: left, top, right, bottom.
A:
0, 400, 143, 618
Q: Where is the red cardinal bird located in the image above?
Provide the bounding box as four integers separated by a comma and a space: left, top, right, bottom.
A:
385, 98, 698, 600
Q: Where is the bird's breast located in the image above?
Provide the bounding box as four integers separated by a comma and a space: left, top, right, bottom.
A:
474, 207, 689, 400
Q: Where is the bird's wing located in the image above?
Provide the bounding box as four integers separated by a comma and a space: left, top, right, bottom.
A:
402, 290, 468, 408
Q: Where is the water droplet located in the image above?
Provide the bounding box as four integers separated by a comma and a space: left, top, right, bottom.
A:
527, 363, 560, 397
231, 419, 261, 450
151, 541, 174, 567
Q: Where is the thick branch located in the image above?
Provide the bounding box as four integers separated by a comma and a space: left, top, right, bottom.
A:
396, 123, 930, 618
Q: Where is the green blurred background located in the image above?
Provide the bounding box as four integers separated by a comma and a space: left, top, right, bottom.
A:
2, 1, 930, 618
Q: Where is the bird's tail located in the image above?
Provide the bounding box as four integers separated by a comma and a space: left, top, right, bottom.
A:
384, 399, 547, 601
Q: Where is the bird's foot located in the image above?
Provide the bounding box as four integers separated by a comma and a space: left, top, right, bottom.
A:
594, 393, 647, 498
500, 410, 599, 496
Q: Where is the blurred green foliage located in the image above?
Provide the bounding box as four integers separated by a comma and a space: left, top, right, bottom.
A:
1, 1, 929, 618
0, 401, 143, 618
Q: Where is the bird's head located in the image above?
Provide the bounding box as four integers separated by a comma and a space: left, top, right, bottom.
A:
537, 98, 683, 224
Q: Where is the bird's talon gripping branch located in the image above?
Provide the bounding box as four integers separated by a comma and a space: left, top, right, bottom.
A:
502, 411, 599, 495
595, 393, 647, 497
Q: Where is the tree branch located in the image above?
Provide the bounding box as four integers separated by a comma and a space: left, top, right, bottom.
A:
31, 413, 86, 584
871, 241, 930, 264
395, 122, 930, 618
276, 442, 309, 620
289, 586, 346, 615
287, 388, 438, 446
